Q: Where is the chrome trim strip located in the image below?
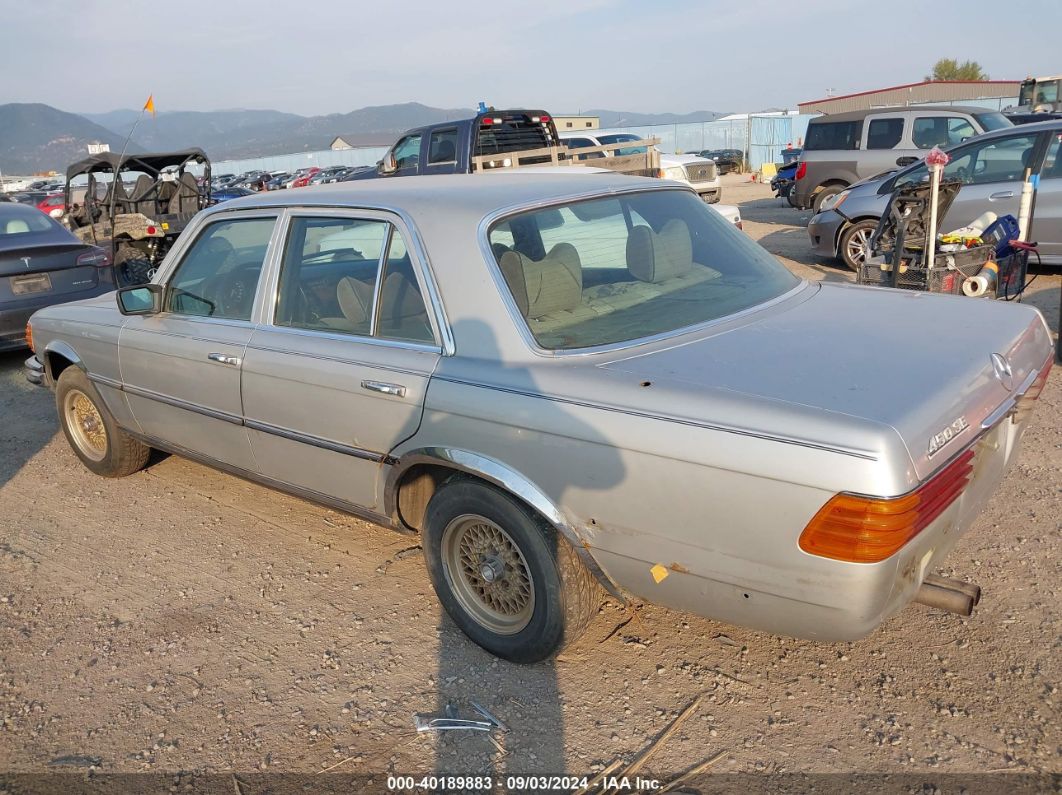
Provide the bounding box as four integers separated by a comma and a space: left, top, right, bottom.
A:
120, 382, 244, 425
122, 429, 398, 531
244, 417, 390, 463
90, 372, 392, 462
981, 368, 1039, 429
432, 375, 880, 461
87, 373, 123, 391
474, 183, 813, 358
248, 324, 441, 355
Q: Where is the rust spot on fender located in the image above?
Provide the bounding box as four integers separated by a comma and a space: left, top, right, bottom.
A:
669, 562, 690, 574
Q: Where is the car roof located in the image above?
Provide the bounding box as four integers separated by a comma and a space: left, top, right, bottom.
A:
209, 173, 665, 220
810, 105, 1003, 123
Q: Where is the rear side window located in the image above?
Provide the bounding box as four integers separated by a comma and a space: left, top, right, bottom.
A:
866, 118, 904, 150
804, 120, 862, 151
427, 129, 458, 164
912, 117, 976, 149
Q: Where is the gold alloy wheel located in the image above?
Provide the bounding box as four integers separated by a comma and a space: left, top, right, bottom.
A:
63, 389, 108, 462
441, 514, 535, 635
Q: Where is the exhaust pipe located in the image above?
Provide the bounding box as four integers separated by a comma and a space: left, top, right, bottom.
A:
913, 574, 982, 617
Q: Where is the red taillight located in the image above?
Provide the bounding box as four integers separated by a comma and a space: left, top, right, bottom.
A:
537, 115, 551, 123
795, 162, 807, 180
76, 247, 112, 267
146, 225, 158, 235
799, 449, 976, 563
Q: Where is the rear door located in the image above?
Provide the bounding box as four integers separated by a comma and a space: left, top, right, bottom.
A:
240, 211, 442, 511
118, 213, 280, 472
861, 113, 908, 175
1032, 131, 1062, 264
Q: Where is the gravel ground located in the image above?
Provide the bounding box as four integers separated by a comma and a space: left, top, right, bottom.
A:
0, 176, 1059, 791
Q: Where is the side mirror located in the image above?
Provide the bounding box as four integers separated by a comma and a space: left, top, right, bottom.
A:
379, 153, 397, 175
116, 284, 162, 315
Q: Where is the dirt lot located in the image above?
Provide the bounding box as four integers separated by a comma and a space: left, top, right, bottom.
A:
1, 176, 1059, 791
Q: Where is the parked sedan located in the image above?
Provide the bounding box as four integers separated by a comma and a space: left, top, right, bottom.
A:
809, 119, 1062, 270
1, 203, 113, 351
697, 148, 745, 174
24, 174, 1052, 662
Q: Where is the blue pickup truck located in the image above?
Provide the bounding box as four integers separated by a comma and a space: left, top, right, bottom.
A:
349, 109, 561, 180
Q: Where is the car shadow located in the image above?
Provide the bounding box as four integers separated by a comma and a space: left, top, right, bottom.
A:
739, 197, 814, 228
422, 319, 627, 781
0, 349, 58, 489
756, 228, 854, 285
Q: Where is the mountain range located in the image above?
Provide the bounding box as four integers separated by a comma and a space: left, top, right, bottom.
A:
1, 102, 727, 175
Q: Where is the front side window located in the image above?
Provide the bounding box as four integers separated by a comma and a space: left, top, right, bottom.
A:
488, 190, 799, 351
166, 217, 276, 321
895, 132, 1041, 189
866, 118, 904, 150
392, 134, 422, 170
274, 217, 434, 343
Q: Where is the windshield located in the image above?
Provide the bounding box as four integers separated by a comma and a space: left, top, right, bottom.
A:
488, 190, 799, 351
973, 111, 1013, 131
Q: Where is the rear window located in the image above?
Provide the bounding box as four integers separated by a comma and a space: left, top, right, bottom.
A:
488, 190, 799, 351
0, 208, 55, 236
804, 120, 862, 151
473, 113, 556, 159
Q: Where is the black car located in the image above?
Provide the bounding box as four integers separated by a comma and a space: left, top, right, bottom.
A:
697, 148, 745, 174
1, 203, 114, 352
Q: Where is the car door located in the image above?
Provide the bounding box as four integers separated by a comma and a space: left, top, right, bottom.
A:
240, 211, 442, 512
892, 130, 1044, 233
1031, 131, 1062, 264
388, 133, 424, 177
118, 213, 280, 472
861, 113, 907, 175
421, 127, 461, 175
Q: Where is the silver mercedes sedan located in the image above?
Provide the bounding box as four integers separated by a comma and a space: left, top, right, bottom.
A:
24, 174, 1054, 663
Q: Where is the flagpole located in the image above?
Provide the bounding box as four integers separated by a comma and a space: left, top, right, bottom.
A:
107, 106, 147, 228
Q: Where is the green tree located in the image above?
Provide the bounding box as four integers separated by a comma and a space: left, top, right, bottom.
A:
925, 58, 988, 81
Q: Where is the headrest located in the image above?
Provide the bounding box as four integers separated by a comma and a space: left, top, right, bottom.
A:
626, 219, 693, 283
336, 276, 373, 329
5, 220, 30, 234
498, 243, 582, 319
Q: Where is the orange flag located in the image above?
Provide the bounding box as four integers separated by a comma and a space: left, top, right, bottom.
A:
143, 95, 156, 116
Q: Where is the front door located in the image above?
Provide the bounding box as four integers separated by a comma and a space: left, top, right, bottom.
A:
240, 212, 441, 511
119, 214, 279, 472
1032, 131, 1062, 264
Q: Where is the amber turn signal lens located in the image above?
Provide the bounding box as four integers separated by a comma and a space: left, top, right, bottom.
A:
799, 449, 975, 563
25, 322, 33, 353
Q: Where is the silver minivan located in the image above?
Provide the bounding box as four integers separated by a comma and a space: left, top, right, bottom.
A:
793, 106, 1012, 211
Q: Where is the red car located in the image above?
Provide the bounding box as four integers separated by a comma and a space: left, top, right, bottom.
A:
290, 167, 321, 189
36, 194, 66, 219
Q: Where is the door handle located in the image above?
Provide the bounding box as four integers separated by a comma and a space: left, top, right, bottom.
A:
896, 157, 918, 166
361, 380, 406, 397
207, 352, 242, 366
989, 191, 1015, 200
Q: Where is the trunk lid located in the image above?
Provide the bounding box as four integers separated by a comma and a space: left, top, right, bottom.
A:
0, 244, 100, 303
600, 283, 1052, 482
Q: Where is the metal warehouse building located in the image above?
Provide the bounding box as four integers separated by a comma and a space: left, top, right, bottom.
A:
798, 80, 1021, 114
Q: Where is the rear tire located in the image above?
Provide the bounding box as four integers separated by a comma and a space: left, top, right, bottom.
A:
56, 368, 150, 477
812, 183, 845, 213
114, 247, 154, 287
838, 219, 878, 272
423, 478, 600, 663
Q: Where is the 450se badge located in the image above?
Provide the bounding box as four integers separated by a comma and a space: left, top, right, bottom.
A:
927, 417, 970, 458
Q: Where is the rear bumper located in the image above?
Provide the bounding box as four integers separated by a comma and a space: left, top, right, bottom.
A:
589, 413, 1030, 642
0, 284, 114, 351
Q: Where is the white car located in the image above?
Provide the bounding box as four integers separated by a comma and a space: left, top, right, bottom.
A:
560, 131, 722, 203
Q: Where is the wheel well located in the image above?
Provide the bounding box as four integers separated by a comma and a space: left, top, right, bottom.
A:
834, 216, 879, 251
394, 464, 539, 534
45, 351, 77, 382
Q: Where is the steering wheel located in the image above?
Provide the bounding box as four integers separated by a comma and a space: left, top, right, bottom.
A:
207, 265, 258, 318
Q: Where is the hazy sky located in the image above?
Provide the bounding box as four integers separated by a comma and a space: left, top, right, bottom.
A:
3, 0, 1059, 116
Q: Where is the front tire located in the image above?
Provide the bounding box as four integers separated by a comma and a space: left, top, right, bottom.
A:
838, 219, 878, 271
812, 183, 845, 213
423, 478, 599, 663
56, 368, 150, 477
